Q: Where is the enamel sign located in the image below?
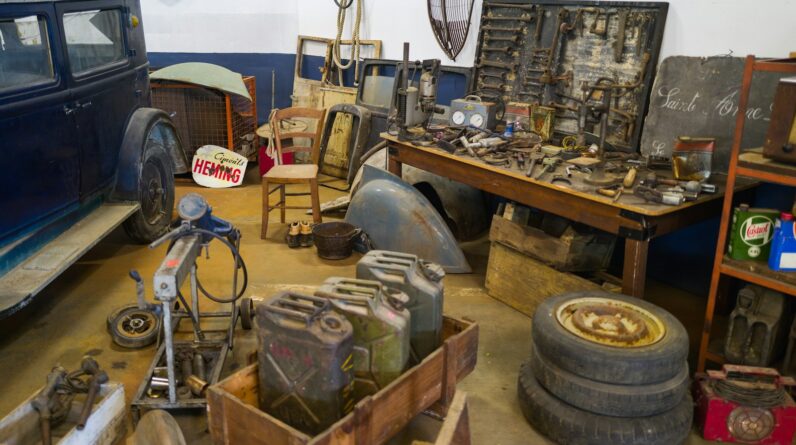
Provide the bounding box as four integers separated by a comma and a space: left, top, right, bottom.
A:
192, 145, 247, 188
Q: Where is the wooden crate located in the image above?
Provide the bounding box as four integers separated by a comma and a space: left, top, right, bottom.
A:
486, 241, 600, 317
207, 316, 478, 445
489, 214, 615, 272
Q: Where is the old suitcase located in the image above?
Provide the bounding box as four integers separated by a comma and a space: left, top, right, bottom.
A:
764, 77, 796, 163
315, 277, 411, 401
356, 250, 444, 361
255, 291, 354, 435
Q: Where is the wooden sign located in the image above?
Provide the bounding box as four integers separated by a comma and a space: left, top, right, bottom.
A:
192, 145, 247, 188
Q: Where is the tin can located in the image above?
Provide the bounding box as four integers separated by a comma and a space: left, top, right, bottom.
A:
503, 121, 514, 139
530, 104, 555, 141
255, 291, 354, 435
356, 250, 444, 362
316, 277, 410, 401
728, 204, 780, 261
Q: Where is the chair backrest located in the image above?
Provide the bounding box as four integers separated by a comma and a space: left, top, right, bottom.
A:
272, 107, 327, 165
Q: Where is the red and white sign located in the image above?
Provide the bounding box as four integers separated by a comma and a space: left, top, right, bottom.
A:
192, 145, 247, 188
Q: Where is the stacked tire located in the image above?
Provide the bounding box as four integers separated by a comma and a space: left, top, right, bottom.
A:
517, 291, 694, 445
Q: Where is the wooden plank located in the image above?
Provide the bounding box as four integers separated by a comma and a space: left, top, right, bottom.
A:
489, 214, 615, 272
485, 242, 601, 317
433, 391, 470, 445
208, 317, 478, 445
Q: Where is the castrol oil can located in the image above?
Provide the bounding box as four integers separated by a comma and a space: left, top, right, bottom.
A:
728, 204, 780, 261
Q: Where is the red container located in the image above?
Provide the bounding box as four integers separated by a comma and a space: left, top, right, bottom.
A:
258, 145, 293, 176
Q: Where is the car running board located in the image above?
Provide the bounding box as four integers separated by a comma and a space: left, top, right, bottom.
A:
0, 203, 139, 319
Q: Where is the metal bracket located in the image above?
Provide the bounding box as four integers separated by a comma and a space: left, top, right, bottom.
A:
618, 209, 657, 240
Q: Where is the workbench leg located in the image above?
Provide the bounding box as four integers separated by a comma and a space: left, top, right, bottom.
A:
388, 153, 402, 178
622, 239, 649, 298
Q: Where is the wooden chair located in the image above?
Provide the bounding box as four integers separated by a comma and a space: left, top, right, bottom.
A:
261, 107, 327, 239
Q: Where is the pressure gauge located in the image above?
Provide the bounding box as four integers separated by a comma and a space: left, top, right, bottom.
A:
469, 114, 485, 128
451, 110, 466, 126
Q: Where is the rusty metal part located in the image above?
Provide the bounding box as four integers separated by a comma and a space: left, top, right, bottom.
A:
517, 90, 542, 98
589, 9, 609, 35
476, 58, 517, 70
482, 45, 514, 54
31, 367, 68, 445
186, 375, 209, 396
556, 297, 666, 347
550, 175, 572, 185
478, 80, 509, 91
533, 157, 561, 180
486, 1, 534, 11
484, 14, 533, 22
614, 9, 629, 63
534, 6, 545, 41
525, 152, 544, 177
483, 33, 522, 43
538, 70, 573, 86
481, 25, 525, 33
479, 70, 506, 80
428, 0, 476, 61
76, 357, 109, 430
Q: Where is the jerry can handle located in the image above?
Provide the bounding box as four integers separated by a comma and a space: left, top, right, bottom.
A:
266, 293, 329, 324
315, 289, 374, 306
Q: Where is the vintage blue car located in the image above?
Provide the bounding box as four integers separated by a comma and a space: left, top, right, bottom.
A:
0, 0, 188, 317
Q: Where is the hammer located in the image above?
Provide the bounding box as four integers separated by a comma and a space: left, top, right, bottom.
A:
76, 357, 109, 430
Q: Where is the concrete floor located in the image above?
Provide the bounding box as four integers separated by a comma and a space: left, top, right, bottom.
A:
0, 168, 718, 444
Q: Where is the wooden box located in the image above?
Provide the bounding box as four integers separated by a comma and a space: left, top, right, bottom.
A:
485, 241, 600, 317
489, 214, 615, 272
207, 316, 478, 445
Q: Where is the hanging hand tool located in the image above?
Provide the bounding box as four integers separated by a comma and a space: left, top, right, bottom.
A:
477, 59, 517, 70
482, 45, 514, 54
484, 14, 533, 23
486, 1, 535, 11
614, 9, 629, 63
481, 25, 525, 33
484, 34, 522, 43
534, 6, 545, 41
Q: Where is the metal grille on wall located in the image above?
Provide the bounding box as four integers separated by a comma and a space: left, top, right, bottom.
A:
151, 76, 258, 160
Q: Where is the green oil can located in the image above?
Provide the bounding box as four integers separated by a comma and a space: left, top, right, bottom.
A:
728, 204, 781, 261
356, 250, 444, 362
315, 277, 410, 401
255, 291, 354, 435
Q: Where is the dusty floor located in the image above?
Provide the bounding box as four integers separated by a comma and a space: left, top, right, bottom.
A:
0, 168, 718, 444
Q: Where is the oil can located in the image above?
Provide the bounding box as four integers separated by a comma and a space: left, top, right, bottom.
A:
316, 277, 410, 401
255, 291, 354, 435
727, 204, 780, 261
356, 250, 444, 362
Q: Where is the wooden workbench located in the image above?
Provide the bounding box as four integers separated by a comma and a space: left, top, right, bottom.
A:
384, 133, 748, 298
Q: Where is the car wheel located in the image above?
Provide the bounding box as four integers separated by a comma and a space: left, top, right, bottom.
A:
517, 360, 693, 445
123, 141, 175, 243
240, 297, 254, 330
108, 304, 161, 349
532, 290, 688, 385
529, 343, 689, 417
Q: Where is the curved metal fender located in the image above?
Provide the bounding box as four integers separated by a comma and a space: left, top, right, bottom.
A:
345, 165, 472, 273
111, 108, 188, 202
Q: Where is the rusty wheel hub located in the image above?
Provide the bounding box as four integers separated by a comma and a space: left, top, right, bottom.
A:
556, 297, 665, 347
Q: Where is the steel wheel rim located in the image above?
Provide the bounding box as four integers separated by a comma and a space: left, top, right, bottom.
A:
116, 310, 157, 339
555, 297, 665, 348
141, 157, 167, 225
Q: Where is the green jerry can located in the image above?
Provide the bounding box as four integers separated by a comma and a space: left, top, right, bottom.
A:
255, 291, 354, 435
315, 277, 411, 401
355, 250, 445, 362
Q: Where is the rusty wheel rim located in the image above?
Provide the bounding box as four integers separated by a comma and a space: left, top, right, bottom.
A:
116, 310, 157, 339
555, 297, 665, 348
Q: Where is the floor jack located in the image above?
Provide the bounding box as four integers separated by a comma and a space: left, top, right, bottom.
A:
130, 193, 251, 422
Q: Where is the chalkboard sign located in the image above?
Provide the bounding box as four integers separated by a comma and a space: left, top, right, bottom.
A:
640, 56, 782, 172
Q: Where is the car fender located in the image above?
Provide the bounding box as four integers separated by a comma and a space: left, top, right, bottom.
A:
111, 108, 188, 202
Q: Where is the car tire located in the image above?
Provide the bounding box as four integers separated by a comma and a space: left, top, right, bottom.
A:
240, 297, 254, 330
517, 360, 693, 445
123, 142, 175, 243
529, 343, 689, 417
108, 304, 161, 349
532, 290, 688, 385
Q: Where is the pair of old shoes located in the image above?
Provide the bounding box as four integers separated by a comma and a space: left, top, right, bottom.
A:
286, 221, 313, 248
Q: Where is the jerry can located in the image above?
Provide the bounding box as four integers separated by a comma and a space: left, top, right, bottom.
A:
255, 291, 354, 435
315, 277, 410, 401
356, 250, 444, 361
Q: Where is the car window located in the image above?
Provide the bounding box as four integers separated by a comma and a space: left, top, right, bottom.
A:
0, 15, 55, 92
63, 9, 125, 74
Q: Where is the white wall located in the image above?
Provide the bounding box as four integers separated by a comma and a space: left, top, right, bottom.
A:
140, 0, 796, 61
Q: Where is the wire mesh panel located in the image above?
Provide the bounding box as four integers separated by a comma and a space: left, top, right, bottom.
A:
151, 76, 258, 160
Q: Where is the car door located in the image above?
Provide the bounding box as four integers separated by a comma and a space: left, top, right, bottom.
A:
0, 5, 79, 242
56, 0, 134, 200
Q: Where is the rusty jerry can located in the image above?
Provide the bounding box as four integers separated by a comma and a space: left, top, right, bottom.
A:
255, 291, 354, 435
315, 277, 411, 401
356, 250, 444, 362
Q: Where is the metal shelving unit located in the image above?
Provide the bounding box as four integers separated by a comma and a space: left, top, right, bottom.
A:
697, 56, 796, 372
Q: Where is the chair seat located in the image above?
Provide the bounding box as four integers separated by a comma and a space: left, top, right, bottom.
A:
264, 164, 318, 180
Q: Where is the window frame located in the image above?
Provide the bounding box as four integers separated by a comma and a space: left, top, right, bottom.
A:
57, 2, 130, 83
0, 9, 59, 96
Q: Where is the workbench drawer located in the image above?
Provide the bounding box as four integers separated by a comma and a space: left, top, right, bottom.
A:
207, 316, 478, 445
